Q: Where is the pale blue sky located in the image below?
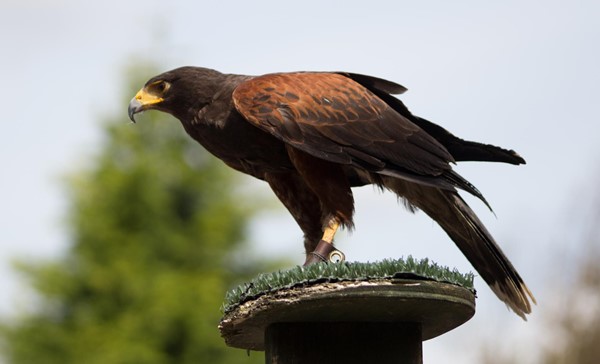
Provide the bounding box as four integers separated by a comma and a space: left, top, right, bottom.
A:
1, 1, 599, 362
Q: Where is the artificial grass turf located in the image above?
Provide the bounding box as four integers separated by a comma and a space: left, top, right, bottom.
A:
223, 256, 474, 313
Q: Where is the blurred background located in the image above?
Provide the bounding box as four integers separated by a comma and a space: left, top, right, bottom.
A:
1, 0, 599, 363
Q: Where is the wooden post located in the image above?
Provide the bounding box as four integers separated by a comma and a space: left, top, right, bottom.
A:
265, 322, 422, 364
220, 279, 475, 363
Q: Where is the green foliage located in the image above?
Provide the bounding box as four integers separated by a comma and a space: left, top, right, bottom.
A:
224, 257, 475, 313
0, 67, 265, 364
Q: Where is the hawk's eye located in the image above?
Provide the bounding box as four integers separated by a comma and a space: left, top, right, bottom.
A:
150, 80, 169, 94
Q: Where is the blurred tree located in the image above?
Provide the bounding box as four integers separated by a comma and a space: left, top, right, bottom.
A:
541, 254, 600, 364
0, 65, 267, 364
481, 251, 600, 364
537, 213, 600, 364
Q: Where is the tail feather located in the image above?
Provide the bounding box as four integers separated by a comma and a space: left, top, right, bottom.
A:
382, 176, 535, 319
446, 192, 536, 318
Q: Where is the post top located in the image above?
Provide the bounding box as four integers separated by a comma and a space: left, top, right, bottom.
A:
220, 278, 475, 351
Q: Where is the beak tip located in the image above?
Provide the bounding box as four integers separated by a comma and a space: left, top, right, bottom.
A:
128, 98, 143, 123
128, 111, 137, 124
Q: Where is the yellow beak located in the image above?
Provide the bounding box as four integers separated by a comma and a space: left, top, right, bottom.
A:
128, 88, 164, 122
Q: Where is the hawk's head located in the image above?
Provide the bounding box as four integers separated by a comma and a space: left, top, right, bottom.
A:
128, 66, 224, 122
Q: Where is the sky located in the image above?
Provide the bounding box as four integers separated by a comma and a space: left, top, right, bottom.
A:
1, 0, 599, 362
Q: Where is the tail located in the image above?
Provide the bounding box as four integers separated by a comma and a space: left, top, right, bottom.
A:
383, 177, 536, 319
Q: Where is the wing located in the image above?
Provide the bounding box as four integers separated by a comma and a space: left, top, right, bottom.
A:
232, 72, 462, 188
336, 72, 408, 95
351, 78, 526, 165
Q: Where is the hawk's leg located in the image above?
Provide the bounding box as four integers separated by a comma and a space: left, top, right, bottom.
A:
303, 218, 345, 265
268, 146, 354, 265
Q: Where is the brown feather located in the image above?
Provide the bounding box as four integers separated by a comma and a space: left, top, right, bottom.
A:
381, 176, 535, 319
130, 66, 534, 319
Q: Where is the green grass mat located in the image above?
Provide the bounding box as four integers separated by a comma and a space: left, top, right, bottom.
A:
223, 256, 474, 313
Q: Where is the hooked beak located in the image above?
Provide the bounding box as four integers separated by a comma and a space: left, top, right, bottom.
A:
128, 98, 143, 123
128, 88, 164, 123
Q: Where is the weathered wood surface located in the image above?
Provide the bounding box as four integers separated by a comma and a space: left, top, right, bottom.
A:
220, 279, 475, 354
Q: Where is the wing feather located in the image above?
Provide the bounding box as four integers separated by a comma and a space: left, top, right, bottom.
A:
232, 72, 486, 199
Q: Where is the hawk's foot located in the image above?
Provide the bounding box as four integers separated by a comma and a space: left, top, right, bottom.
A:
303, 239, 345, 265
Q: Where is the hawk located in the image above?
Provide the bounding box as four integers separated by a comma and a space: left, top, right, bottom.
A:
128, 67, 535, 318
